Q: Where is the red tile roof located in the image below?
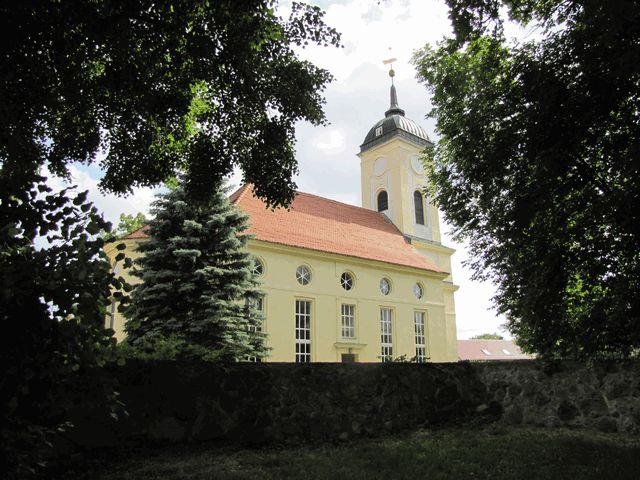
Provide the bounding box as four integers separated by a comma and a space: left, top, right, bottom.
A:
230, 185, 443, 273
457, 340, 533, 361
123, 224, 150, 239
124, 185, 443, 273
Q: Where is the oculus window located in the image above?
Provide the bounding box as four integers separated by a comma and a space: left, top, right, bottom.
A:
296, 265, 311, 285
252, 258, 264, 276
379, 278, 391, 296
340, 271, 354, 291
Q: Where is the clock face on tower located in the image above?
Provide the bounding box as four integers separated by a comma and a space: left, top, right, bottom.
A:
411, 155, 424, 175
373, 156, 387, 176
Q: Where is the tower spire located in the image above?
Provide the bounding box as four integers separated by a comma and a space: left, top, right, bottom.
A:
382, 56, 405, 117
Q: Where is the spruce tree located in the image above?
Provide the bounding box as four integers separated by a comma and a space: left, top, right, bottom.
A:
124, 181, 266, 362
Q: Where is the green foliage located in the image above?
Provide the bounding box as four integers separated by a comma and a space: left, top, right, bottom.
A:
0, 174, 126, 477
0, 0, 338, 474
124, 181, 267, 362
0, 0, 340, 208
414, 0, 640, 358
103, 212, 147, 241
471, 333, 505, 340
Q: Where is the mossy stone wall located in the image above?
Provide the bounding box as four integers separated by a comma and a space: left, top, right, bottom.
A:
67, 360, 640, 447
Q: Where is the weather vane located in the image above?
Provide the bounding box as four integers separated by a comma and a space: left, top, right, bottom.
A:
382, 47, 397, 85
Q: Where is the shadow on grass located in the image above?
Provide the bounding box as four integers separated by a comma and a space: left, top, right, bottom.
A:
61, 426, 640, 480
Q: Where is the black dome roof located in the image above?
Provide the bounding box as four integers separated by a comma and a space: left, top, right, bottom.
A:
360, 84, 431, 153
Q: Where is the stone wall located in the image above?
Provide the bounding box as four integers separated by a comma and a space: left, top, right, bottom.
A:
68, 360, 640, 448
475, 361, 640, 434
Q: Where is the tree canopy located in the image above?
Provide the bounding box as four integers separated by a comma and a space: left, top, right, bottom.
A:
414, 0, 640, 358
471, 333, 504, 341
0, 2, 339, 473
103, 212, 147, 241
124, 181, 266, 362
0, 177, 124, 475
0, 0, 340, 207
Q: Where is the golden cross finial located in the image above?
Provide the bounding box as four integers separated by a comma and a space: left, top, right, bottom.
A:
382, 47, 397, 84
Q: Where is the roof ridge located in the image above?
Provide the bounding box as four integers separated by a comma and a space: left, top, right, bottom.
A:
234, 184, 392, 218
295, 190, 379, 214
293, 191, 411, 240
228, 184, 251, 204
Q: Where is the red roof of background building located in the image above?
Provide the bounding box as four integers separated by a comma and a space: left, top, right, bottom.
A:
123, 224, 150, 239
457, 340, 533, 361
231, 185, 443, 273
124, 185, 444, 274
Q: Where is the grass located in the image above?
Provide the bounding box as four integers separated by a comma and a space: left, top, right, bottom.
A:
66, 426, 640, 480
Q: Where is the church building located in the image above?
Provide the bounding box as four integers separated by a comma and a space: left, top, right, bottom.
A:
106, 70, 459, 363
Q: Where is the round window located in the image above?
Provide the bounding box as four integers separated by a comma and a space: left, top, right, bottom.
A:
413, 282, 424, 299
379, 278, 391, 295
340, 272, 354, 291
296, 265, 312, 285
252, 258, 264, 276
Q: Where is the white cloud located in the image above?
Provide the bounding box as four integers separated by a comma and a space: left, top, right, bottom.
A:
313, 129, 346, 153
45, 164, 158, 228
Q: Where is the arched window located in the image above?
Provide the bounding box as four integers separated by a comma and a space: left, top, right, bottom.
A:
414, 190, 425, 225
377, 190, 388, 212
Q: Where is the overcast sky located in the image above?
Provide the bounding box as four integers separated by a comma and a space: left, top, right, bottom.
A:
52, 0, 510, 339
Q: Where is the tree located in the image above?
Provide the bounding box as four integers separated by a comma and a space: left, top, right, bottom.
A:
1, 1, 337, 473
124, 181, 266, 362
471, 333, 504, 341
414, 0, 640, 358
0, 0, 340, 208
0, 176, 124, 476
103, 212, 147, 241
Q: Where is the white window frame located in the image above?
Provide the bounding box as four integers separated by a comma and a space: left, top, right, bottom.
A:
380, 307, 393, 362
414, 311, 427, 363
380, 277, 391, 296
296, 265, 312, 286
246, 295, 265, 333
252, 258, 265, 276
341, 304, 356, 339
295, 299, 312, 363
340, 271, 354, 291
246, 295, 266, 362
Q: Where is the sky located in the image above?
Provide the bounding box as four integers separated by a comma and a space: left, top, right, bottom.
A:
51, 0, 511, 339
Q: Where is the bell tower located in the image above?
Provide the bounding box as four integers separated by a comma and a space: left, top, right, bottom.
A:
358, 62, 441, 244
358, 63, 458, 362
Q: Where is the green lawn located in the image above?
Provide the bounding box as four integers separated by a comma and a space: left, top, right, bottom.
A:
72, 426, 640, 480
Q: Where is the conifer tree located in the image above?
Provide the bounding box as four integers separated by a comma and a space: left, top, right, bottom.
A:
124, 181, 266, 362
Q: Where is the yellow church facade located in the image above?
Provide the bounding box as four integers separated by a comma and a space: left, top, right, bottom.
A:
106, 77, 459, 363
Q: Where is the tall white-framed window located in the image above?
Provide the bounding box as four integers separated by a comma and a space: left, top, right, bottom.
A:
414, 311, 427, 363
245, 295, 265, 362
107, 262, 121, 330
341, 304, 355, 338
295, 299, 312, 363
380, 307, 393, 362
246, 295, 264, 333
